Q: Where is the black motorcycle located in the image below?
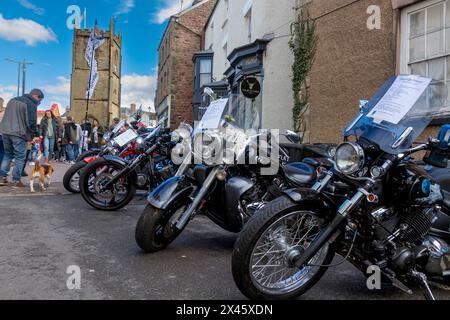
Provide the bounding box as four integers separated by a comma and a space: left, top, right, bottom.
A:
79, 125, 177, 211
232, 76, 450, 300
135, 94, 334, 253
63, 113, 144, 194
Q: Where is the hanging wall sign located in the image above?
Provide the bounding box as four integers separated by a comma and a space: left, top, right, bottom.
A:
241, 77, 261, 99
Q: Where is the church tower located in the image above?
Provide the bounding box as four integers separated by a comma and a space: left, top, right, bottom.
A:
69, 18, 122, 127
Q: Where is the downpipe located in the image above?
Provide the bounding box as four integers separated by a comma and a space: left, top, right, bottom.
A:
174, 166, 220, 231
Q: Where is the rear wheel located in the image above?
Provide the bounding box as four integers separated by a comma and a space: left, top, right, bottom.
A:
63, 161, 87, 193
79, 158, 137, 211
232, 196, 334, 300
135, 203, 189, 253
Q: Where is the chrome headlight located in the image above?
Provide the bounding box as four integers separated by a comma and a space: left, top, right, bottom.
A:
136, 137, 144, 146
193, 130, 222, 165
335, 142, 365, 175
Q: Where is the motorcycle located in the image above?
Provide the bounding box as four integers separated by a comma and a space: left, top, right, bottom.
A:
63, 114, 145, 193
232, 75, 450, 300
134, 93, 334, 253
79, 124, 179, 211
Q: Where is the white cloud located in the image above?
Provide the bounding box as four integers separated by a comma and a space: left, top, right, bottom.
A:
0, 13, 57, 46
121, 73, 157, 113
16, 0, 45, 15
42, 76, 71, 112
43, 76, 70, 96
154, 0, 194, 24
0, 85, 19, 106
115, 0, 135, 15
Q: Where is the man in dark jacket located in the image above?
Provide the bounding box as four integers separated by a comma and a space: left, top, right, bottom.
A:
0, 89, 43, 187
63, 116, 78, 164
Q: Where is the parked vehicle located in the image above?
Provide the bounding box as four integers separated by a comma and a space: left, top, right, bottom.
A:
232, 76, 450, 300
79, 125, 178, 211
135, 93, 334, 253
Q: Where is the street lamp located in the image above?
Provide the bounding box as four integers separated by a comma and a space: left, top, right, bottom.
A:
5, 58, 34, 96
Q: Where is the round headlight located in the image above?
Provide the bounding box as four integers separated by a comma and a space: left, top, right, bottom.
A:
193, 131, 222, 165
335, 142, 365, 175
136, 137, 144, 146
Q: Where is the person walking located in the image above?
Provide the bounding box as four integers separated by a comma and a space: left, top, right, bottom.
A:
40, 110, 60, 162
89, 119, 105, 149
62, 116, 78, 164
0, 89, 43, 187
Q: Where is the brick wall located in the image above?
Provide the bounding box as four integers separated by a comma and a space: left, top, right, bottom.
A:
155, 0, 217, 129
305, 0, 396, 143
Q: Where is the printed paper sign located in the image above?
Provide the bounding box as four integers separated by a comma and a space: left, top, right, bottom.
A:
367, 76, 432, 124
114, 129, 138, 147
198, 98, 229, 129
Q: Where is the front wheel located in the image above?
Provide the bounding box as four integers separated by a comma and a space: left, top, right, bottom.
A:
135, 203, 189, 253
232, 196, 335, 300
79, 158, 137, 211
63, 161, 87, 193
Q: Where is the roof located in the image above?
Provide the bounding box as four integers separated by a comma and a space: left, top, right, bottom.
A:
157, 0, 213, 50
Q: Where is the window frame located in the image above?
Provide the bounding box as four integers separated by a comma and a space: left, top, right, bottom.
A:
400, 0, 450, 122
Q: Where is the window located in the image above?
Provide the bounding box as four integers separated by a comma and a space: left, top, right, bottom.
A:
401, 0, 450, 108
199, 59, 212, 87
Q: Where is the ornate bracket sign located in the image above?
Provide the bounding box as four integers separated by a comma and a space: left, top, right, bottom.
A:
241, 77, 261, 99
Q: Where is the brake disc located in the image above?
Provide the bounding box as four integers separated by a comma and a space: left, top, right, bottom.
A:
93, 173, 117, 199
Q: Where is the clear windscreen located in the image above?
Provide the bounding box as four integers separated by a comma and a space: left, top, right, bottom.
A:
193, 94, 262, 164
344, 75, 449, 154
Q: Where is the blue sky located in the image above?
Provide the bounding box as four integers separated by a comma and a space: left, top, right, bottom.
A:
0, 0, 194, 112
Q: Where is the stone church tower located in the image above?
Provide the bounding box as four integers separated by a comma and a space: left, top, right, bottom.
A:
69, 18, 122, 127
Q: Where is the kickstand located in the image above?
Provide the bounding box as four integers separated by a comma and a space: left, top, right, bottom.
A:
412, 271, 436, 300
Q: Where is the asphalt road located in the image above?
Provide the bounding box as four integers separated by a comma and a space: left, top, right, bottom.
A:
0, 164, 449, 300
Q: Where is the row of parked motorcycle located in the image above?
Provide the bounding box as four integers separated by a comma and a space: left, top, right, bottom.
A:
65, 75, 450, 300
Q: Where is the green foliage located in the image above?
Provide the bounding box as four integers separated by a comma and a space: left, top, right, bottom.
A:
290, 9, 317, 141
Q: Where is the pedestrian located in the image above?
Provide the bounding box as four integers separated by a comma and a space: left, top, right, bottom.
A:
0, 101, 5, 167
0, 89, 43, 187
75, 121, 83, 159
62, 116, 78, 164
80, 119, 92, 153
89, 119, 105, 149
110, 117, 120, 131
40, 110, 60, 162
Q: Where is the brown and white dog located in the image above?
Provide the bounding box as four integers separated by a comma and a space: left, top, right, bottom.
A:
30, 155, 55, 193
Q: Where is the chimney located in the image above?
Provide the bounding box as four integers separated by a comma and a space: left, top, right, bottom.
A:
130, 103, 137, 114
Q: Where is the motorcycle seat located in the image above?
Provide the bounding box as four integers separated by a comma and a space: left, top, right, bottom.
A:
283, 162, 317, 187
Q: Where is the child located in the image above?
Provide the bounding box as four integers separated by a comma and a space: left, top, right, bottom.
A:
29, 137, 42, 166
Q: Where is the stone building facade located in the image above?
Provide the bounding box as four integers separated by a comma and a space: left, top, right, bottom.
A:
155, 0, 217, 129
70, 18, 122, 128
298, 0, 449, 143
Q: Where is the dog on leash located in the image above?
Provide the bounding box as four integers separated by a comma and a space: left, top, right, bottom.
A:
29, 154, 55, 193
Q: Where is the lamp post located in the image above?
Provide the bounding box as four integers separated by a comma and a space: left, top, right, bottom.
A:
5, 58, 33, 96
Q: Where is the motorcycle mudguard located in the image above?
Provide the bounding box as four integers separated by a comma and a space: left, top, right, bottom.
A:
103, 155, 129, 167
283, 188, 337, 219
83, 156, 98, 164
147, 176, 198, 210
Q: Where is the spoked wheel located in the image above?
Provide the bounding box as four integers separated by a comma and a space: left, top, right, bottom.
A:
232, 196, 335, 300
135, 203, 189, 253
79, 158, 136, 211
63, 161, 87, 193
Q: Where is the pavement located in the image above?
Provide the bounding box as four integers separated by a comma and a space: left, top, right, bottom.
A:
0, 163, 450, 300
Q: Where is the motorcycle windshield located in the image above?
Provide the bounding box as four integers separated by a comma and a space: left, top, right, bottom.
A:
194, 94, 262, 164
344, 75, 448, 154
